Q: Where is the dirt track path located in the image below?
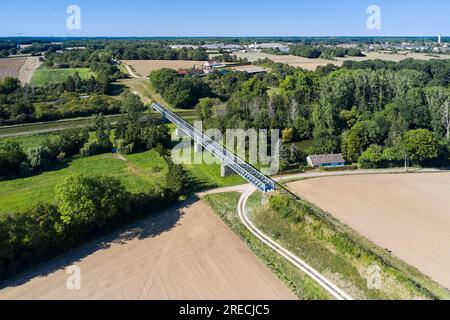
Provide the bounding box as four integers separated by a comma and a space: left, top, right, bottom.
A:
0, 200, 296, 300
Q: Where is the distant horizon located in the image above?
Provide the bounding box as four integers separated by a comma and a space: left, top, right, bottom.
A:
0, 35, 448, 40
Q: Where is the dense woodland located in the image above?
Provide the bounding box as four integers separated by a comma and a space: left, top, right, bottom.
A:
150, 58, 450, 168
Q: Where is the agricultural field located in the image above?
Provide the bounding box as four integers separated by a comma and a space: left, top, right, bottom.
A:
234, 51, 450, 71
0, 197, 296, 300
0, 58, 27, 81
122, 60, 206, 77
287, 172, 450, 290
30, 67, 93, 86
0, 150, 168, 213
17, 57, 43, 84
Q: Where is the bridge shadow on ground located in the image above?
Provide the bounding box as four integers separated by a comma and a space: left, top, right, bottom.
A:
0, 196, 200, 291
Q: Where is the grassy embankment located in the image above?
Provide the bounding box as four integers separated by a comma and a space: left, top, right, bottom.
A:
31, 67, 93, 86
248, 191, 450, 300
203, 192, 332, 300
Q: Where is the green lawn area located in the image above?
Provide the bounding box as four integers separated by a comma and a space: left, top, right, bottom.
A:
1, 133, 58, 151
0, 150, 168, 214
179, 149, 245, 190
31, 67, 94, 86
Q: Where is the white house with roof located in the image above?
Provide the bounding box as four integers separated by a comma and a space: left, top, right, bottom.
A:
202, 60, 224, 74
307, 154, 346, 168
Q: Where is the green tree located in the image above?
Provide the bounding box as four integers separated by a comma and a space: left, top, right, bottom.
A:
404, 129, 439, 165
55, 174, 128, 231
0, 77, 20, 94
358, 145, 384, 169
165, 162, 188, 196
0, 140, 27, 178
28, 146, 52, 172
195, 97, 214, 121
341, 121, 381, 162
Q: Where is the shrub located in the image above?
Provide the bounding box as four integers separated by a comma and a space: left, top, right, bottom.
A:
358, 145, 385, 169
269, 194, 303, 223
80, 139, 112, 157
28, 146, 53, 172
0, 141, 27, 179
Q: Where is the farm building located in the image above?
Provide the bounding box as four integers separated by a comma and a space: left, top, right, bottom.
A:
203, 60, 224, 74
307, 154, 345, 168
231, 65, 267, 74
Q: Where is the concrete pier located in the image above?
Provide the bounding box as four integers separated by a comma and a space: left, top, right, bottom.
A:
221, 165, 236, 177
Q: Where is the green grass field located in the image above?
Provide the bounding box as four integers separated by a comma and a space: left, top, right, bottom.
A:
31, 67, 94, 86
0, 150, 168, 214
180, 149, 245, 189
1, 133, 58, 151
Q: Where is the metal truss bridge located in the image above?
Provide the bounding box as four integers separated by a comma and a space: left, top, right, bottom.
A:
152, 103, 276, 193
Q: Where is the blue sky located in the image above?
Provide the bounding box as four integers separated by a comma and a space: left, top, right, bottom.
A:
0, 0, 448, 37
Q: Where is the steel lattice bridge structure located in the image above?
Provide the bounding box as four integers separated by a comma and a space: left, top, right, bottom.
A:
152, 103, 276, 193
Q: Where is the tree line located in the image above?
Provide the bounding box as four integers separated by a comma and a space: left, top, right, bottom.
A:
289, 44, 365, 59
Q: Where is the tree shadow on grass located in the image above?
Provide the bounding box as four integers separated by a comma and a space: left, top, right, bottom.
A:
0, 196, 199, 291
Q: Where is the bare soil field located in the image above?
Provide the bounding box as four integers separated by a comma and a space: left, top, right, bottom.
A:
0, 58, 27, 81
0, 200, 296, 300
234, 51, 450, 71
287, 172, 450, 289
234, 51, 337, 71
336, 51, 450, 64
17, 57, 42, 84
0, 57, 42, 84
122, 60, 206, 77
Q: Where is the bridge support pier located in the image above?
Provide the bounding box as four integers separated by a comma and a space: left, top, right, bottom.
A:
261, 193, 269, 205
174, 127, 187, 138
221, 164, 236, 177
194, 142, 202, 153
